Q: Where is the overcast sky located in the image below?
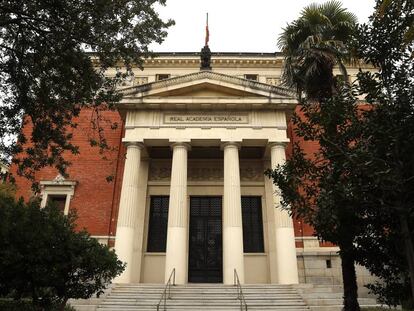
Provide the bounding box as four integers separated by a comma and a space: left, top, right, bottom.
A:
149, 0, 376, 52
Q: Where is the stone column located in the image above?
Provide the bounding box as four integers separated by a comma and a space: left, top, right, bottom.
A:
130, 159, 149, 282
114, 142, 144, 283
165, 142, 190, 284
222, 142, 245, 284
270, 142, 299, 284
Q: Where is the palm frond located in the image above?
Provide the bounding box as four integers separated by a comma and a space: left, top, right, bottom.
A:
277, 0, 358, 100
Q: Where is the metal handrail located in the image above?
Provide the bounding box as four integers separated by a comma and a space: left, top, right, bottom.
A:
156, 268, 176, 311
234, 269, 248, 311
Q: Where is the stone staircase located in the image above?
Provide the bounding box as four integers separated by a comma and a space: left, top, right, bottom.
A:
294, 284, 379, 311
69, 283, 382, 311
94, 283, 310, 311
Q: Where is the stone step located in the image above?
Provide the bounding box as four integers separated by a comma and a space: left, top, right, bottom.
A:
100, 298, 305, 306
99, 308, 310, 311
109, 291, 301, 296
99, 309, 310, 311
72, 283, 384, 311
114, 284, 296, 290
93, 283, 310, 311
304, 297, 376, 306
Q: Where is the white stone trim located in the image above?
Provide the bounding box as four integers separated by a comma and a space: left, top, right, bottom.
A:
40, 175, 77, 215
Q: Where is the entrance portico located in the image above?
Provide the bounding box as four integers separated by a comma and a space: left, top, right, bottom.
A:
114, 71, 299, 285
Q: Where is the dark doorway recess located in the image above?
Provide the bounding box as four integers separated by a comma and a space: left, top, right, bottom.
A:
188, 196, 223, 283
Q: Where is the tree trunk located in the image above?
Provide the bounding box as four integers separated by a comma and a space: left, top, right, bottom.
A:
400, 214, 414, 301
337, 59, 350, 85
339, 242, 360, 311
59, 298, 69, 311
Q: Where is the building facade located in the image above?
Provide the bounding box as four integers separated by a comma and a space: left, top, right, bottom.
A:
12, 52, 374, 287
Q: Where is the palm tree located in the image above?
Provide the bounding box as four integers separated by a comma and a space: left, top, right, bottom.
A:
278, 2, 361, 311
278, 0, 357, 101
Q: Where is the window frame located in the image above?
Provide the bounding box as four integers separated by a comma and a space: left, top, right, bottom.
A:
156, 74, 171, 81
244, 74, 259, 81
40, 174, 77, 215
241, 196, 265, 253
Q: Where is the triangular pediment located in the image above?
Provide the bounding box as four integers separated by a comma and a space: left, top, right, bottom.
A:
120, 71, 295, 100
149, 82, 264, 97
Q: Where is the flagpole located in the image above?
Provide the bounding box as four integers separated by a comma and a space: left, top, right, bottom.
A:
205, 12, 209, 46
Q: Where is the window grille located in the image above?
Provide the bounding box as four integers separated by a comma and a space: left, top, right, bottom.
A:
241, 196, 264, 253
147, 196, 169, 252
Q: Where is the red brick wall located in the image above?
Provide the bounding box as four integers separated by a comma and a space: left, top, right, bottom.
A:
287, 105, 334, 246
10, 109, 125, 237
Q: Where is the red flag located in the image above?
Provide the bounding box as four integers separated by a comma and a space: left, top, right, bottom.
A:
205, 13, 209, 46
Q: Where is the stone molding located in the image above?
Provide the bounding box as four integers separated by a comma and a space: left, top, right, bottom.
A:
121, 71, 295, 98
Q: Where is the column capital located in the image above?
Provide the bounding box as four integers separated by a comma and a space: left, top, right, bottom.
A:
170, 142, 191, 151
124, 141, 145, 150
220, 141, 241, 150
268, 141, 288, 149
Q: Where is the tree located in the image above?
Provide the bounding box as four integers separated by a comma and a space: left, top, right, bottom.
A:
0, 0, 174, 185
0, 194, 125, 311
272, 1, 363, 310
277, 0, 357, 100
351, 0, 414, 306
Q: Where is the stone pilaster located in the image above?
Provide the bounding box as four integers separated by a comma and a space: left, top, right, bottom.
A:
114, 142, 144, 283
270, 142, 299, 284
222, 142, 245, 284
165, 142, 190, 284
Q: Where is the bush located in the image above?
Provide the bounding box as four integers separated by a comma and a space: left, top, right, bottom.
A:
0, 194, 124, 311
0, 300, 76, 311
362, 308, 413, 311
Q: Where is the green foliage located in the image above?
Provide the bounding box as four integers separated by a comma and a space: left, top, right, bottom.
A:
351, 0, 414, 306
273, 2, 362, 310
0, 194, 125, 310
0, 300, 76, 311
278, 0, 357, 100
0, 0, 174, 185
0, 183, 16, 199
274, 1, 414, 309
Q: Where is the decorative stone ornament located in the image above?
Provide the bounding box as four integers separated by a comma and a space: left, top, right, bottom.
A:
200, 45, 212, 71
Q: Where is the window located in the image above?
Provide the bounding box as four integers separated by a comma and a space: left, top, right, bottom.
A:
244, 74, 258, 81
40, 174, 77, 215
326, 259, 332, 269
241, 196, 264, 253
147, 196, 169, 252
156, 74, 170, 81
47, 195, 67, 213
